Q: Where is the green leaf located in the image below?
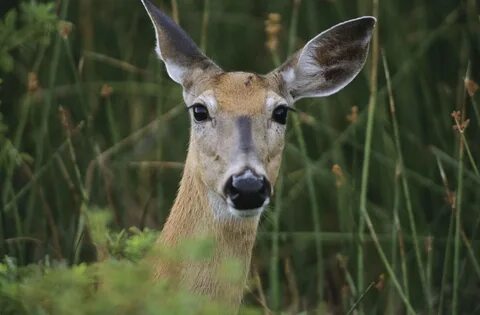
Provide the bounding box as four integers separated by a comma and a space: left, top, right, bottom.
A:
4, 10, 17, 30
0, 53, 14, 73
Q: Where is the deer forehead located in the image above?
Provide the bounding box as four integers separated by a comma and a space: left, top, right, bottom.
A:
209, 72, 275, 115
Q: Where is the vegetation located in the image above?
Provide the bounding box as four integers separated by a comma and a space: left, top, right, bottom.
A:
0, 0, 479, 313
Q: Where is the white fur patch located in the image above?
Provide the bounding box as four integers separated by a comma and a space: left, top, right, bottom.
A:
265, 91, 290, 110
281, 68, 296, 86
208, 191, 231, 221
189, 90, 218, 113
164, 62, 187, 84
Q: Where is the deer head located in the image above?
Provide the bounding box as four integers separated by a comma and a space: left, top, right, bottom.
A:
141, 0, 375, 220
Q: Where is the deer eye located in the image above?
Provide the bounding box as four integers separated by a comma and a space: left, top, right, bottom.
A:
190, 104, 210, 122
272, 105, 289, 125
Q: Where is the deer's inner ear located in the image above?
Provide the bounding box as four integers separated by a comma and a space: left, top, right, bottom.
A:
141, 0, 222, 85
269, 16, 376, 101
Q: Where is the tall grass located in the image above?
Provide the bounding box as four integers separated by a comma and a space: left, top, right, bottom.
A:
1, 0, 479, 313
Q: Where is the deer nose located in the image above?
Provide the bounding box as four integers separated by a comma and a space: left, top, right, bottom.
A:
224, 169, 271, 210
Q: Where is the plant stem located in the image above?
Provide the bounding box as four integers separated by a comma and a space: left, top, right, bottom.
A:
357, 1, 379, 312
382, 52, 427, 312
288, 0, 325, 302
270, 171, 284, 312
452, 65, 468, 315
200, 0, 210, 53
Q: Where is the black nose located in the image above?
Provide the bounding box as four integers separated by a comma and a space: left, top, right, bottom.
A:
224, 169, 271, 210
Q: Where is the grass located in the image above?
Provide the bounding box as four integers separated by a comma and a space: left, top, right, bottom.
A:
1, 0, 480, 314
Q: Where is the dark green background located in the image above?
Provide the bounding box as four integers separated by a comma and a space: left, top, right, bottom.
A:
1, 0, 479, 313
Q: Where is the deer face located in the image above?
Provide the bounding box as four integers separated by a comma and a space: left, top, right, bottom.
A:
141, 0, 375, 218
183, 72, 288, 218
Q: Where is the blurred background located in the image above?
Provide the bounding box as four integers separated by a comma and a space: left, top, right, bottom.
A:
0, 0, 479, 313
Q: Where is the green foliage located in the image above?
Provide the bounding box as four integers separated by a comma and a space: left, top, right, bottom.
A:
0, 257, 260, 315
0, 10, 18, 73
86, 207, 160, 262
0, 2, 57, 73
0, 215, 260, 315
0, 139, 33, 172
110, 227, 159, 262
0, 111, 7, 142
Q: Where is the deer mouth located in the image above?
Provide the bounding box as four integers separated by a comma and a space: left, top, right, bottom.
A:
226, 205, 269, 218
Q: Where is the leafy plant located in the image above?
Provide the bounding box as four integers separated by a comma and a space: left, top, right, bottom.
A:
0, 2, 57, 73
0, 209, 260, 315
0, 257, 251, 315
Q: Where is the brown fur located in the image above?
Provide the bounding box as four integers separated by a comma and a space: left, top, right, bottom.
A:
214, 72, 268, 115
154, 148, 259, 311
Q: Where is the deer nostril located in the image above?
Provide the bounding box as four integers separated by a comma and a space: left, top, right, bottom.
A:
224, 169, 271, 210
228, 185, 240, 200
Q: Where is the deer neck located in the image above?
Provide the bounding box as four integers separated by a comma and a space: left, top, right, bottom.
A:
155, 149, 260, 308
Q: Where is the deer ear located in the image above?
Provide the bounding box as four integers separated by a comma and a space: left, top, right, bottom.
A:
141, 0, 221, 85
270, 17, 376, 101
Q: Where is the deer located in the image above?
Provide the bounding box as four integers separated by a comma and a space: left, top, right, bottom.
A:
140, 0, 375, 311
